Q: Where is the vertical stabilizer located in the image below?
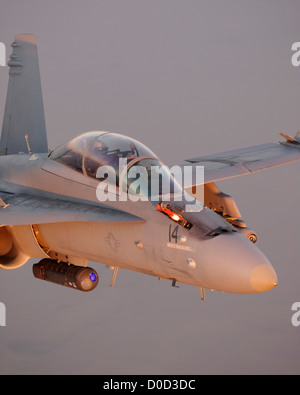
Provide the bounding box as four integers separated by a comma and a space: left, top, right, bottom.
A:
0, 34, 48, 155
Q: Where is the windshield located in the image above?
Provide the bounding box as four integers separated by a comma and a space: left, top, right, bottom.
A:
49, 131, 103, 172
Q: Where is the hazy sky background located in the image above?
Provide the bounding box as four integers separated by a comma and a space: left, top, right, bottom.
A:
0, 0, 299, 374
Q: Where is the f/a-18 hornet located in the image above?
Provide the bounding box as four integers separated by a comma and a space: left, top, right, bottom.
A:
0, 34, 299, 299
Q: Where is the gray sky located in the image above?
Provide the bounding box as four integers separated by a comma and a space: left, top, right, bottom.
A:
0, 0, 299, 374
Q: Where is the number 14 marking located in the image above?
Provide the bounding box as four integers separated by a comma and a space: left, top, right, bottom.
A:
169, 225, 179, 243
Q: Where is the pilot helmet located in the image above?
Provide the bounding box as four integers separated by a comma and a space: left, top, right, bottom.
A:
92, 140, 108, 153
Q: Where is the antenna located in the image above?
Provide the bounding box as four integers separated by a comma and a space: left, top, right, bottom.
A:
25, 134, 32, 154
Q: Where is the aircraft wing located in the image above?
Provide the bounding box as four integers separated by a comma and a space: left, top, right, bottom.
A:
182, 133, 300, 186
0, 192, 143, 225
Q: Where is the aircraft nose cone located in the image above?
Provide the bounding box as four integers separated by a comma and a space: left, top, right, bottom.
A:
197, 232, 278, 294
250, 263, 278, 293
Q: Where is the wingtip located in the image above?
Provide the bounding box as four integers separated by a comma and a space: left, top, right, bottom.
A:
14, 34, 37, 45
279, 132, 300, 144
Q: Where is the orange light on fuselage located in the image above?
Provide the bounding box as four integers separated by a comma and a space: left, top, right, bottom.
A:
170, 213, 181, 222
156, 203, 183, 223
156, 202, 193, 230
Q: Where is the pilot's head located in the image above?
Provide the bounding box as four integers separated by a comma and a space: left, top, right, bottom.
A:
93, 140, 108, 153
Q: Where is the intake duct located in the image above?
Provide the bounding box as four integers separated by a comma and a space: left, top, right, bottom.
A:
0, 227, 13, 256
0, 227, 31, 269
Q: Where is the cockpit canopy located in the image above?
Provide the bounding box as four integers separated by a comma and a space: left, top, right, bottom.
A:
50, 131, 204, 229
50, 131, 189, 201
49, 131, 157, 178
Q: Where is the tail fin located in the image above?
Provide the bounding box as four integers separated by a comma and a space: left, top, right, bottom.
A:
0, 34, 48, 155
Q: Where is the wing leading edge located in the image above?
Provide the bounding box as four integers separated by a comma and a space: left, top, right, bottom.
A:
182, 133, 300, 186
0, 192, 144, 226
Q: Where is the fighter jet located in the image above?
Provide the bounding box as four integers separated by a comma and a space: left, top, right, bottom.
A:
0, 34, 299, 299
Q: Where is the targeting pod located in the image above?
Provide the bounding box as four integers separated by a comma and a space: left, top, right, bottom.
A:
33, 259, 99, 292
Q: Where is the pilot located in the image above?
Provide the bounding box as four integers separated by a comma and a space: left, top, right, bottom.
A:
85, 140, 110, 178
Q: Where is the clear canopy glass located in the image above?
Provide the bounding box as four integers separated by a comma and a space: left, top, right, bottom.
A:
50, 131, 203, 211
49, 131, 157, 178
